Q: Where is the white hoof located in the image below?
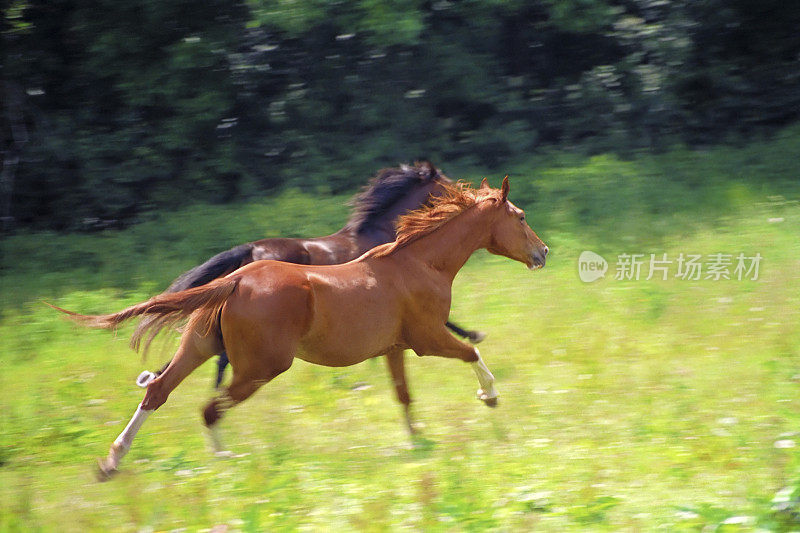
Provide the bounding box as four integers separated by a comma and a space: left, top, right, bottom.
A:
96, 457, 118, 481
136, 371, 157, 388
214, 450, 236, 458
477, 388, 499, 407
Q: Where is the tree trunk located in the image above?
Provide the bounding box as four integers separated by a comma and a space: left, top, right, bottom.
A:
1, 80, 28, 232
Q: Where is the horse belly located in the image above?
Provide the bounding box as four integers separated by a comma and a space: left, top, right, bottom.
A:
297, 291, 402, 367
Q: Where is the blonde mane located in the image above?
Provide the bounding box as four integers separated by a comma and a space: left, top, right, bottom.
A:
369, 181, 498, 258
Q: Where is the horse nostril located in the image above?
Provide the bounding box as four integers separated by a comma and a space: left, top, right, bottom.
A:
543, 246, 549, 256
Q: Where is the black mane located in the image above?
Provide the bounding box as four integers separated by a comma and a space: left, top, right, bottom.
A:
346, 162, 442, 233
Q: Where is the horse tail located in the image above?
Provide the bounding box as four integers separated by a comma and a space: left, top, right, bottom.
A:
128, 243, 253, 347
47, 277, 240, 354
166, 243, 254, 292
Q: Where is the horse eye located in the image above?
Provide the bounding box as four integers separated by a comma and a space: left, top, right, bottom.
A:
519, 214, 525, 221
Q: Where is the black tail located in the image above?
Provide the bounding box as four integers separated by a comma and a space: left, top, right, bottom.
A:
166, 243, 254, 293
132, 243, 253, 349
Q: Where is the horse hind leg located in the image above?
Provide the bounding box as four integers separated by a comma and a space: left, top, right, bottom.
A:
135, 360, 168, 388
202, 356, 293, 456
203, 378, 263, 456
97, 404, 152, 481
214, 351, 230, 389
97, 334, 217, 480
138, 350, 229, 390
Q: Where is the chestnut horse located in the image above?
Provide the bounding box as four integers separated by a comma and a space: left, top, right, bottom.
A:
53, 177, 548, 478
141, 162, 484, 389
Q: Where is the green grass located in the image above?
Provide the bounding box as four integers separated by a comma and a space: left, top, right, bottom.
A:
2, 139, 800, 531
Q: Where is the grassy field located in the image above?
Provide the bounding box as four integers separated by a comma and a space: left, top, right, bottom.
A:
2, 137, 800, 531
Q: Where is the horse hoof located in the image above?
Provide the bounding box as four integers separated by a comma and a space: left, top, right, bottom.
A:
477, 389, 499, 407
408, 435, 436, 451
469, 331, 487, 344
96, 458, 118, 482
214, 450, 235, 459
136, 371, 157, 388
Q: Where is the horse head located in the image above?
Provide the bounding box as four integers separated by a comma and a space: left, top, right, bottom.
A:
481, 177, 549, 270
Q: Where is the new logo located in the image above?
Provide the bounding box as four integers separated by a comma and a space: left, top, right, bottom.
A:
578, 251, 608, 282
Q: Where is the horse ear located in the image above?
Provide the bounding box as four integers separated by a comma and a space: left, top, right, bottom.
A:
419, 160, 437, 181
479, 177, 490, 189
500, 175, 510, 202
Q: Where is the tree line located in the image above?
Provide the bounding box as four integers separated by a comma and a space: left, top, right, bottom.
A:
2, 0, 799, 230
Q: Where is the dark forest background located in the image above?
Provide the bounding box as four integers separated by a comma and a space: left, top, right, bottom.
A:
2, 0, 799, 231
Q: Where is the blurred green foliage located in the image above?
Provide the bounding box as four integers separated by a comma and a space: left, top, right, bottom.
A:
2, 0, 800, 229
3, 128, 798, 307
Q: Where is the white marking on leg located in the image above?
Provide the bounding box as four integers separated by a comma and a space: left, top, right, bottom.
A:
471, 350, 499, 401
115, 405, 152, 450
208, 425, 247, 458
136, 371, 157, 388
208, 424, 227, 456
106, 405, 152, 470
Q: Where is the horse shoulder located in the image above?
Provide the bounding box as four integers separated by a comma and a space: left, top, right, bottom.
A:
388, 259, 452, 318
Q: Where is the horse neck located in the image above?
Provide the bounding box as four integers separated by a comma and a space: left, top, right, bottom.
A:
368, 204, 412, 237
399, 206, 492, 280
351, 227, 395, 253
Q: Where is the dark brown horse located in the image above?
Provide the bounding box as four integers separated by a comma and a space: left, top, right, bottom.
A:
53, 177, 548, 478
139, 162, 484, 388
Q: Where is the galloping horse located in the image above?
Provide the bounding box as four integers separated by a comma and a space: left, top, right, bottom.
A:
53, 177, 548, 478
141, 162, 484, 388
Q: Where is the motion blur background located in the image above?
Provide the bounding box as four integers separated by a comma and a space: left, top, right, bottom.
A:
3, 0, 799, 230
2, 1, 800, 531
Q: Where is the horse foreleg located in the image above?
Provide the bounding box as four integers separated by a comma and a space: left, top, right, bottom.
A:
412, 327, 499, 407
384, 349, 415, 435
470, 350, 499, 407
445, 320, 487, 344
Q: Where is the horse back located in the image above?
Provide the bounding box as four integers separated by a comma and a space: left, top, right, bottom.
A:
251, 238, 312, 264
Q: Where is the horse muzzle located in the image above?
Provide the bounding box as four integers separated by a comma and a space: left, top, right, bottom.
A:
528, 246, 548, 270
